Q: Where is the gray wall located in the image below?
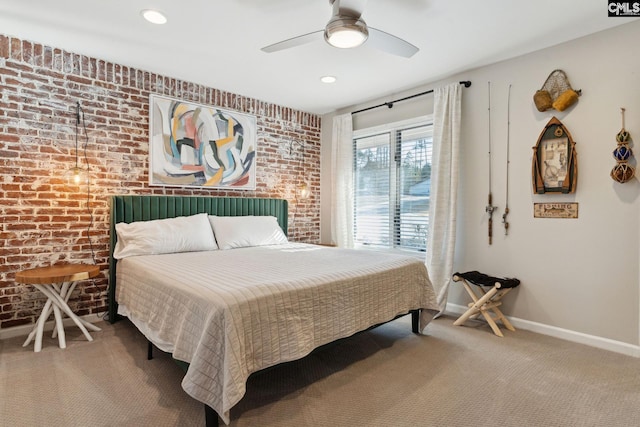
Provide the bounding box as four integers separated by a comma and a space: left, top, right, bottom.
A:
321, 20, 640, 347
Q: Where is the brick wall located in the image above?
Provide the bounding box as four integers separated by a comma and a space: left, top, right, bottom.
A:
0, 34, 321, 330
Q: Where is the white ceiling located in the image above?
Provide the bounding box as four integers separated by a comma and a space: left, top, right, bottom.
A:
0, 0, 636, 115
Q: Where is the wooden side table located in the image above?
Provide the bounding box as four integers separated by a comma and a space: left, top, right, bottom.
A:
16, 264, 102, 352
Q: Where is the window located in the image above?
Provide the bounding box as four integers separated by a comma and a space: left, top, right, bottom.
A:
353, 118, 432, 253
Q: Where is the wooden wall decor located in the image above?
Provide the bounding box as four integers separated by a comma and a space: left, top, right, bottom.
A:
532, 117, 578, 194
533, 203, 578, 218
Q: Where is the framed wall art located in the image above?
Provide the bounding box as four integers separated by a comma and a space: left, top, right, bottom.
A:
149, 94, 257, 189
532, 116, 577, 194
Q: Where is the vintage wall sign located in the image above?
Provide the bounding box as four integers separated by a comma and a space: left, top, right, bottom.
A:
533, 203, 578, 218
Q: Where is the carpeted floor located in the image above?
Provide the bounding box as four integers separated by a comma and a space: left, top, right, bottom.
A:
1, 314, 639, 427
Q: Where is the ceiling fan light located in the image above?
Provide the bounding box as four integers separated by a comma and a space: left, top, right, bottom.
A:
324, 17, 368, 49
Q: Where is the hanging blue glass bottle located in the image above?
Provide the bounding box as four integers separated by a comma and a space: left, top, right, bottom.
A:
610, 110, 635, 184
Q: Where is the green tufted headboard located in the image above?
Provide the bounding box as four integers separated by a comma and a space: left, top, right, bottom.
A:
108, 195, 288, 323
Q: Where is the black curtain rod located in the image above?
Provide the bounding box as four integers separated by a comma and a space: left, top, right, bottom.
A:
351, 80, 472, 115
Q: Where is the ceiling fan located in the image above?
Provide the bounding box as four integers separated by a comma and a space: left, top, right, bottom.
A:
261, 0, 419, 58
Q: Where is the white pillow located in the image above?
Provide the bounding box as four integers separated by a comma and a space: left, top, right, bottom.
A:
209, 215, 288, 250
113, 213, 217, 259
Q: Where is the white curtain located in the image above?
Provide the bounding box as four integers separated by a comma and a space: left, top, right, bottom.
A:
426, 83, 463, 313
330, 113, 354, 248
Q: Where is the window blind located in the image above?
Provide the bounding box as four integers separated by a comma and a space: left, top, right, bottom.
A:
354, 123, 432, 252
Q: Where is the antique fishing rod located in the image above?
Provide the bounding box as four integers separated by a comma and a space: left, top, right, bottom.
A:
502, 84, 512, 235
486, 82, 496, 244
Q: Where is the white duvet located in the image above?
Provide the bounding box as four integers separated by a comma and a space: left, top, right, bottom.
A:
116, 243, 438, 424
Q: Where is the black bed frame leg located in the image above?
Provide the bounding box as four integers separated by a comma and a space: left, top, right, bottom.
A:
411, 310, 420, 334
144, 338, 218, 426
204, 404, 219, 427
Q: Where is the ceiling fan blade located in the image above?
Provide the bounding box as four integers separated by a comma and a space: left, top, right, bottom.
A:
367, 27, 419, 58
261, 30, 324, 53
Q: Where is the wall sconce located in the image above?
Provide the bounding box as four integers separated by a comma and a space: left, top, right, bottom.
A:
63, 101, 97, 263
297, 181, 311, 199
289, 140, 311, 200
64, 101, 89, 185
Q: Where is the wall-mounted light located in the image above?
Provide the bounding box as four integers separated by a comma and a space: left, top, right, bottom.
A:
64, 101, 89, 186
288, 140, 311, 200
297, 181, 311, 199
320, 75, 337, 84
63, 101, 96, 262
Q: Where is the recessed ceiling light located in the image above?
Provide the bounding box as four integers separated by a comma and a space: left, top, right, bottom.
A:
321, 76, 337, 84
141, 9, 167, 25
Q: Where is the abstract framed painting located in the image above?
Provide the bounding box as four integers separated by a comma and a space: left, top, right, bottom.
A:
149, 94, 257, 189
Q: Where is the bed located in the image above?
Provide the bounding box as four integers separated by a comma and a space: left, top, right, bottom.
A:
108, 195, 439, 426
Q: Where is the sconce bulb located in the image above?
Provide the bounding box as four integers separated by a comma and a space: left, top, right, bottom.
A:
297, 182, 311, 199
65, 166, 89, 186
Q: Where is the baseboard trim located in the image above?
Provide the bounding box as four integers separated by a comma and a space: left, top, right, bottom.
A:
445, 303, 640, 358
0, 314, 105, 341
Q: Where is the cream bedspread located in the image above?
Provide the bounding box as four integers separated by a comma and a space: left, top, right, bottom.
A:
116, 243, 438, 424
